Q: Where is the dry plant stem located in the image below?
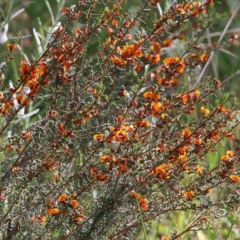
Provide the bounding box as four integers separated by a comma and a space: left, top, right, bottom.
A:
205, 27, 240, 38
68, 79, 145, 181
172, 185, 240, 239
196, 1, 240, 83
206, 27, 218, 78
179, 22, 212, 61
109, 180, 232, 240
0, 189, 24, 225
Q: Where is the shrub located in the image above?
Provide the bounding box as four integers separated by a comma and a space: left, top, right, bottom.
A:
0, 0, 240, 239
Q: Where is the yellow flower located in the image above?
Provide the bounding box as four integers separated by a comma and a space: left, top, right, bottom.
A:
201, 106, 210, 114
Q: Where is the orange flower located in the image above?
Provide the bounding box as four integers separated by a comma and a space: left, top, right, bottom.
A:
19, 61, 30, 74
130, 191, 149, 210
150, 42, 161, 53
183, 191, 195, 199
109, 55, 127, 66
156, 144, 168, 152
224, 132, 235, 140
26, 80, 38, 89
178, 32, 185, 40
178, 145, 189, 154
207, 0, 214, 5
194, 138, 202, 146
226, 150, 234, 157
204, 189, 212, 195
151, 54, 161, 64
117, 115, 124, 123
161, 113, 168, 119
202, 217, 210, 222
182, 128, 191, 137
75, 28, 82, 37
11, 166, 23, 173
229, 175, 240, 183
95, 174, 109, 182
75, 215, 85, 224
38, 62, 47, 76
150, 0, 162, 6
221, 150, 234, 162
41, 158, 58, 171
120, 43, 143, 58
0, 102, 13, 115
209, 129, 221, 142
107, 27, 114, 34
130, 190, 141, 200
191, 89, 201, 100
124, 124, 135, 132
16, 94, 30, 106
214, 79, 221, 88
6, 144, 13, 151
49, 110, 58, 119
230, 32, 238, 44
7, 43, 17, 51
62, 7, 68, 14
177, 90, 200, 104
144, 53, 152, 62
90, 168, 98, 175
135, 120, 150, 128
195, 166, 204, 175
178, 154, 188, 164
217, 105, 230, 113
163, 39, 172, 47
174, 4, 186, 14
18, 145, 24, 151
163, 57, 179, 65
161, 235, 170, 240
118, 163, 130, 174
150, 101, 162, 112
22, 131, 31, 141
100, 155, 116, 163
32, 215, 46, 224
190, 53, 198, 60
58, 122, 67, 136
58, 194, 68, 203
93, 133, 105, 141
0, 91, 4, 100
179, 93, 190, 104
51, 174, 60, 181
183, 106, 196, 115
69, 200, 79, 209
199, 53, 209, 62
153, 164, 171, 179
111, 19, 118, 27
143, 91, 160, 101
47, 208, 59, 215
114, 130, 129, 142
39, 215, 47, 224
139, 197, 149, 211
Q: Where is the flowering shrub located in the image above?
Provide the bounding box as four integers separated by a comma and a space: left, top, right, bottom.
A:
0, 0, 240, 239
